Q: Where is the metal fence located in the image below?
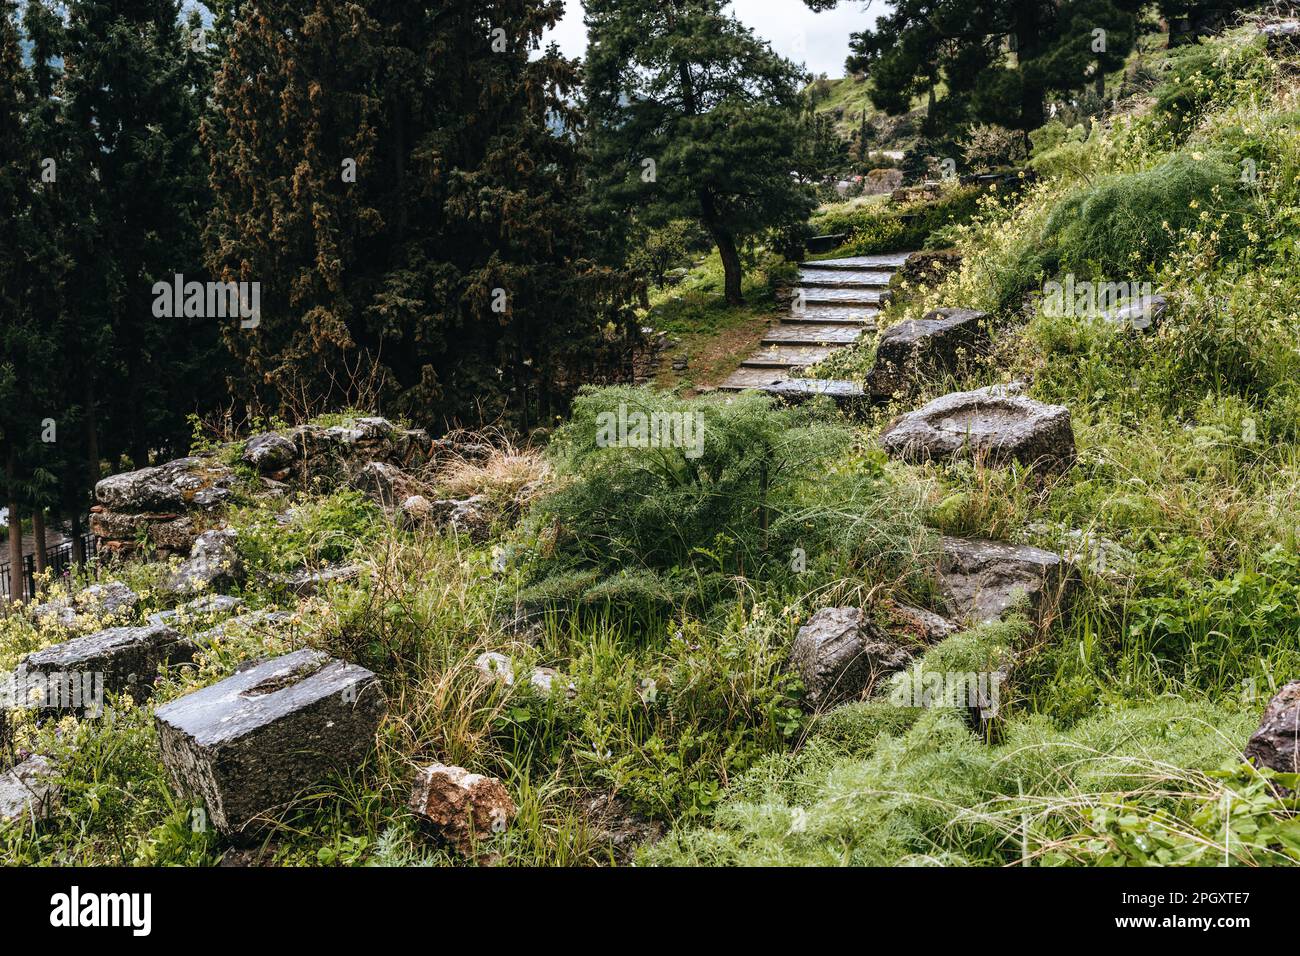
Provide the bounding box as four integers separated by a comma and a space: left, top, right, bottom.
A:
0, 534, 98, 602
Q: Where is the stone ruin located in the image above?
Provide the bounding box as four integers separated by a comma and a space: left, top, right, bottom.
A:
879, 382, 1075, 471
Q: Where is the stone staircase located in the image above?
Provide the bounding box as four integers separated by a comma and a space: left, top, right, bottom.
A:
718, 252, 913, 395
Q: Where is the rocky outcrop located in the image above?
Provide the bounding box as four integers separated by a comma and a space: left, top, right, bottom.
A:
13, 623, 195, 714
935, 536, 1072, 626
408, 763, 515, 854
154, 649, 385, 836
91, 456, 236, 558
790, 607, 918, 708
240, 417, 431, 485
1244, 681, 1300, 780
867, 308, 988, 400
0, 755, 59, 827
879, 383, 1075, 471
351, 461, 424, 509
167, 529, 244, 595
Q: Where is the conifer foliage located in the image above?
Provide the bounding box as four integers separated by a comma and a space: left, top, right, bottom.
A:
206, 0, 640, 429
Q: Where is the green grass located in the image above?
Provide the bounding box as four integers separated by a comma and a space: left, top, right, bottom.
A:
5, 26, 1300, 869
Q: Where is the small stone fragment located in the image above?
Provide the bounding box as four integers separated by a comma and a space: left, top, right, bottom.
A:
408, 763, 516, 854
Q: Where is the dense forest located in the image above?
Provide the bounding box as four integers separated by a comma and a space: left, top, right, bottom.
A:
1, 0, 1299, 895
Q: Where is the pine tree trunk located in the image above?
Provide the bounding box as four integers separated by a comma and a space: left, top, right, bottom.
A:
84, 377, 100, 496
714, 229, 744, 307
31, 506, 46, 575
699, 191, 743, 306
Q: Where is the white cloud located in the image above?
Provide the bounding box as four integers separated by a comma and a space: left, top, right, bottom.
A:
543, 0, 882, 79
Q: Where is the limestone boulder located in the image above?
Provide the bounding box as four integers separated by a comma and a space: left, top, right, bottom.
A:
879, 383, 1075, 471
167, 529, 244, 595
241, 432, 298, 476
274, 563, 362, 597
95, 455, 235, 513
867, 308, 988, 400
31, 581, 139, 629
1244, 681, 1300, 779
352, 461, 423, 509
1102, 294, 1167, 331
790, 607, 917, 708
0, 755, 59, 827
431, 496, 492, 541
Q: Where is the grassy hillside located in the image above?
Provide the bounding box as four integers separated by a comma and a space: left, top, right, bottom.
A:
4, 26, 1300, 869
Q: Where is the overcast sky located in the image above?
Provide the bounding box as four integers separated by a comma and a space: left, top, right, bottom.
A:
544, 1, 883, 79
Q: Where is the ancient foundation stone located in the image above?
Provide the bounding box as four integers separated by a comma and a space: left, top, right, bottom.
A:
154, 649, 385, 836
880, 383, 1075, 471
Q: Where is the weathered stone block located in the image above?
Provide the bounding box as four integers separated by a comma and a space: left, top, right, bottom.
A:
880, 383, 1075, 471
936, 536, 1072, 626
154, 649, 385, 836
867, 308, 988, 400
14, 623, 194, 712
0, 755, 59, 827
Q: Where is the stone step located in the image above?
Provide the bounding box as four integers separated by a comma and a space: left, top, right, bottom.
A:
800, 253, 913, 270
798, 269, 894, 287
800, 287, 887, 305
758, 378, 868, 408
787, 303, 879, 324
784, 311, 876, 328
718, 367, 793, 391
762, 323, 865, 346
740, 344, 839, 368
799, 278, 891, 291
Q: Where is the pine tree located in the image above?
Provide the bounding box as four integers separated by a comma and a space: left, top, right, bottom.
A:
206, 0, 638, 428
583, 0, 817, 306
56, 0, 220, 469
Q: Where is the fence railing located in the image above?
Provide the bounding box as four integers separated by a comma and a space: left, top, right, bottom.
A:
0, 534, 98, 602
